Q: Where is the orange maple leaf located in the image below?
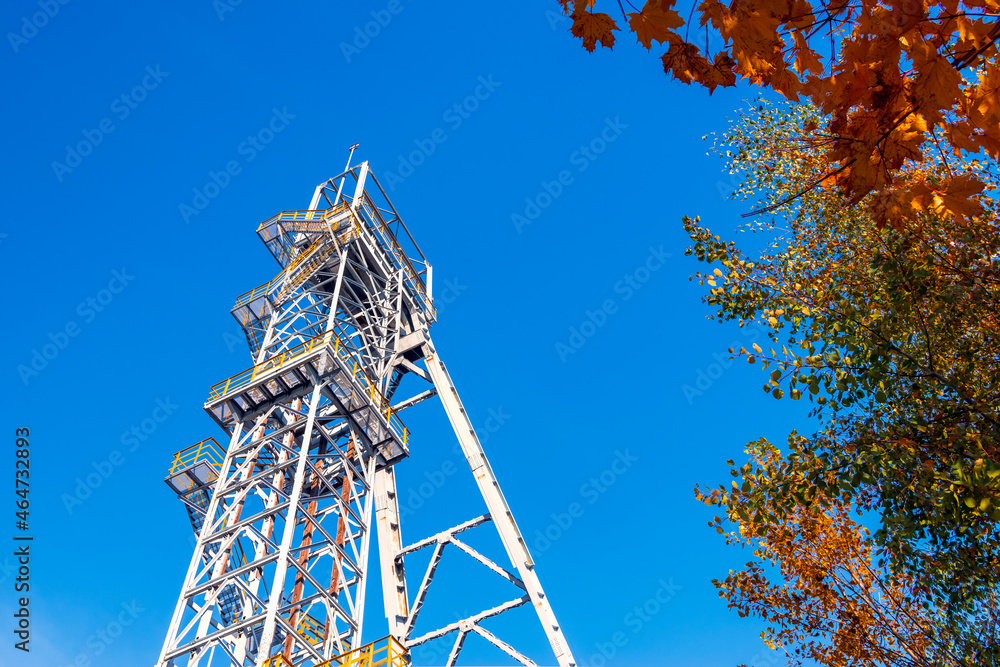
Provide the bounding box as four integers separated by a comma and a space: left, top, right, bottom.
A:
791, 32, 823, 75
971, 64, 1000, 124
910, 41, 963, 110
571, 7, 618, 52
768, 65, 802, 101
698, 0, 730, 31
934, 173, 986, 221
945, 121, 981, 154
628, 0, 685, 49
662, 40, 712, 84
868, 186, 912, 229
702, 52, 739, 92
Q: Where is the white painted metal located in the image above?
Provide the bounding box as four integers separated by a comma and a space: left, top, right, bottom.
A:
374, 466, 408, 638
254, 388, 322, 664
350, 162, 369, 212
405, 328, 577, 666
158, 158, 577, 666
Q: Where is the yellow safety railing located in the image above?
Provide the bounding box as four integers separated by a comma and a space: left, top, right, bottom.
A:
263, 635, 407, 667
270, 243, 343, 304
255, 203, 349, 267
293, 611, 326, 646
337, 219, 361, 245
336, 344, 409, 446
233, 231, 359, 355
263, 654, 292, 667
169, 437, 225, 476
283, 238, 325, 276
233, 239, 339, 316
234, 277, 280, 309
245, 210, 360, 310
325, 635, 408, 667
278, 209, 331, 222
207, 333, 409, 444
257, 201, 432, 319
208, 333, 333, 401
256, 202, 350, 233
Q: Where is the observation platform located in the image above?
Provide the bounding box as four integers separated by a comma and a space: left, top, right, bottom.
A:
231, 209, 360, 358
255, 202, 434, 321
164, 437, 225, 495
204, 331, 408, 468
230, 201, 435, 362
162, 437, 249, 628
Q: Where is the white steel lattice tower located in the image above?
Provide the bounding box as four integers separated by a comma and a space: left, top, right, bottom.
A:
157, 155, 578, 667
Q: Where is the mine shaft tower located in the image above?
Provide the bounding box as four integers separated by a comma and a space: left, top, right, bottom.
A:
157, 153, 577, 667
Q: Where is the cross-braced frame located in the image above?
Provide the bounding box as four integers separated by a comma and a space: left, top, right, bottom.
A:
159, 157, 577, 667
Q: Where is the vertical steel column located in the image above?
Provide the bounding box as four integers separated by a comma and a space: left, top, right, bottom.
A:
254, 387, 323, 665
374, 466, 408, 637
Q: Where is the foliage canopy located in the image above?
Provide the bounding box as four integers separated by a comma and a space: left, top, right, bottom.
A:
687, 101, 1000, 665
558, 0, 1000, 228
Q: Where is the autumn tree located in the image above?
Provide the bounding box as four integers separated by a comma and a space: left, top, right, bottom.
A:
556, 0, 1000, 228
687, 101, 1000, 665
704, 438, 998, 666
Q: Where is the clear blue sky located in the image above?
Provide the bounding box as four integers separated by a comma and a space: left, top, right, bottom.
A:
1, 2, 809, 665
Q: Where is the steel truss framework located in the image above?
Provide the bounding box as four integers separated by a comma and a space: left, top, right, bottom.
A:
157, 158, 577, 667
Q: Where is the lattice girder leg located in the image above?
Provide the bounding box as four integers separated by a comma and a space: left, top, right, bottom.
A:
387, 325, 578, 667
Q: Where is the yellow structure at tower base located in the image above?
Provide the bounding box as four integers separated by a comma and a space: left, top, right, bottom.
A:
264, 635, 407, 667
